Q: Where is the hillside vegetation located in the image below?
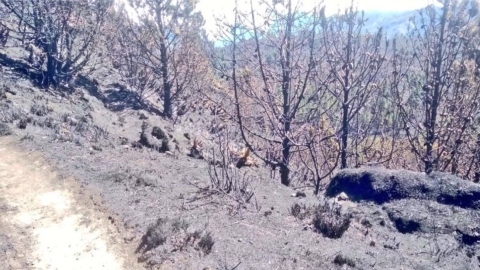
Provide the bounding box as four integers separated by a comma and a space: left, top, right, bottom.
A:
1, 0, 480, 269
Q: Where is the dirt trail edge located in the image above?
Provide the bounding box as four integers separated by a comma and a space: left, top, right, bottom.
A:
0, 137, 142, 270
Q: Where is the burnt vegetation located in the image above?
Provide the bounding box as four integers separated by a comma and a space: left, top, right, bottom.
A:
1, 0, 480, 268
1, 0, 479, 188
313, 200, 352, 239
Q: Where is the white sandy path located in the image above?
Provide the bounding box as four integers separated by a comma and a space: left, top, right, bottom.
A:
0, 137, 140, 270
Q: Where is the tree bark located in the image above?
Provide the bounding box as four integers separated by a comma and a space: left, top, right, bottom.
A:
340, 15, 353, 169
280, 0, 293, 186
425, 0, 448, 173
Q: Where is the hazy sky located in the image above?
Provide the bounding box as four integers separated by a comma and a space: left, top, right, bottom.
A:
196, 0, 440, 35
118, 0, 440, 35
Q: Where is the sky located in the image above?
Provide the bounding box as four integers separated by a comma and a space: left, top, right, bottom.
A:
196, 0, 440, 35
117, 0, 441, 37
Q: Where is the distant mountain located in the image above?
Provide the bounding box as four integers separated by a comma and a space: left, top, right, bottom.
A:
362, 5, 444, 38
363, 10, 416, 37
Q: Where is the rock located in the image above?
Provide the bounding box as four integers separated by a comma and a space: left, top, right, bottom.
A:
183, 133, 191, 140
151, 126, 166, 140
124, 232, 135, 243
139, 112, 149, 120
327, 168, 480, 209
337, 192, 349, 201
384, 199, 480, 241
291, 191, 306, 198
135, 174, 157, 187
139, 122, 171, 152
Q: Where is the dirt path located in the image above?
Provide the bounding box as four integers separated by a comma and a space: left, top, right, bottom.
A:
0, 137, 141, 270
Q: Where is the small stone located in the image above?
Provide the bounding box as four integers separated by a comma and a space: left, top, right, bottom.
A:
291, 191, 306, 198
337, 192, 349, 201
124, 233, 135, 243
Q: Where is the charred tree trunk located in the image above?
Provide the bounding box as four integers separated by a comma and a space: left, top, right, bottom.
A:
340, 16, 353, 169
280, 1, 293, 186
155, 7, 172, 118
424, 0, 448, 174
160, 40, 171, 118
44, 41, 59, 87
475, 134, 480, 183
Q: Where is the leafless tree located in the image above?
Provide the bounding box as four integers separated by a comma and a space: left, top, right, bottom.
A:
105, 6, 159, 100
124, 0, 209, 118
0, 0, 113, 86
394, 0, 480, 174
321, 7, 389, 169
214, 0, 327, 186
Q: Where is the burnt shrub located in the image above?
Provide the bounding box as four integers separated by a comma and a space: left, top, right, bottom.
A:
198, 232, 214, 255
171, 217, 190, 233
17, 117, 27, 129
20, 134, 34, 141
313, 201, 351, 239
290, 202, 312, 221
0, 122, 12, 136
136, 216, 214, 260
333, 254, 356, 267
30, 104, 52, 116
136, 218, 168, 253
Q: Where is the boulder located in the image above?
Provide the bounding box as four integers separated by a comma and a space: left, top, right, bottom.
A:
326, 168, 480, 209
384, 199, 480, 235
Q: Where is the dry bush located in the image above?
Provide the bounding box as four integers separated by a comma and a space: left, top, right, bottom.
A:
198, 232, 214, 255
208, 132, 254, 205
0, 122, 11, 136
313, 200, 351, 239
59, 114, 108, 143
105, 169, 159, 188
137, 218, 169, 253
136, 217, 214, 265
30, 103, 52, 117
333, 254, 356, 268
290, 202, 312, 221
188, 138, 204, 159
20, 134, 34, 141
